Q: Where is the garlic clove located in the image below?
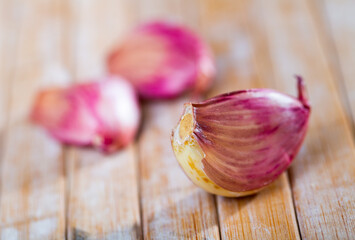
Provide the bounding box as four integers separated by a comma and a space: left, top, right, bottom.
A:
107, 21, 215, 99
171, 77, 310, 197
31, 77, 140, 153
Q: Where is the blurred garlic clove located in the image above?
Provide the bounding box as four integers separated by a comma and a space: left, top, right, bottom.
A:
171, 77, 310, 197
31, 77, 140, 153
107, 21, 215, 99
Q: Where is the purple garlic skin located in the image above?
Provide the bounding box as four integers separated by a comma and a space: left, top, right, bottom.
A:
171, 77, 310, 196
107, 21, 215, 99
31, 77, 140, 153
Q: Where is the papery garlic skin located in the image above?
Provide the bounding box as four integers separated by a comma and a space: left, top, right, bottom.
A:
107, 21, 215, 99
31, 77, 140, 153
172, 105, 260, 197
171, 78, 310, 196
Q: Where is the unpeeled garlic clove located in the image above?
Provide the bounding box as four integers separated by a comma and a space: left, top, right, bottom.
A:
31, 77, 140, 153
107, 21, 215, 99
171, 77, 310, 197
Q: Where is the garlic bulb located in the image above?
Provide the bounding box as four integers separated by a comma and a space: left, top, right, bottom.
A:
107, 21, 215, 99
31, 77, 140, 153
171, 77, 310, 197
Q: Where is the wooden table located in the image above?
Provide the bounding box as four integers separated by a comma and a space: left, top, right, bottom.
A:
0, 0, 354, 239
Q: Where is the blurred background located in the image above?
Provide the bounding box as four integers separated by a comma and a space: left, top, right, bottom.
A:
0, 0, 354, 239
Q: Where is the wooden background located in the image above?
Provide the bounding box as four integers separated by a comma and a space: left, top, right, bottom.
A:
0, 0, 354, 239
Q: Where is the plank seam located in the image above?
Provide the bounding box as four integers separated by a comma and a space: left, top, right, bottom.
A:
135, 143, 144, 239
287, 171, 303, 240
214, 196, 222, 240
64, 147, 71, 240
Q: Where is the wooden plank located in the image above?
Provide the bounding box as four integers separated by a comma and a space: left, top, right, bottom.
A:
0, 0, 25, 142
0, 0, 12, 159
66, 0, 142, 239
245, 0, 355, 239
0, 0, 12, 133
0, 0, 71, 238
320, 0, 355, 130
139, 101, 220, 240
137, 0, 220, 239
198, 1, 301, 239
66, 147, 141, 239
0, 3, 16, 236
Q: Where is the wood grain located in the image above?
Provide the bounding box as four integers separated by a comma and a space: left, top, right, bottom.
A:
137, 0, 220, 239
199, 1, 300, 239
245, 0, 355, 238
0, 0, 71, 238
66, 147, 141, 239
65, 0, 142, 239
0, 0, 12, 133
320, 0, 355, 130
0, 0, 12, 169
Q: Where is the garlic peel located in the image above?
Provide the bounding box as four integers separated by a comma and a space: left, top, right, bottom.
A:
31, 77, 140, 153
107, 21, 215, 99
171, 77, 310, 196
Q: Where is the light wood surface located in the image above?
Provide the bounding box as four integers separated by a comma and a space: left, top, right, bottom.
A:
0, 1, 70, 238
322, 0, 355, 129
65, 1, 141, 239
1, 0, 354, 239
0, 0, 9, 132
